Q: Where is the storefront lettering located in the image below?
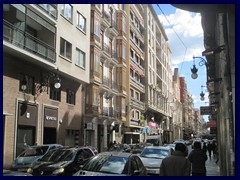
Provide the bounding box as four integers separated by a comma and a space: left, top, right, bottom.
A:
45, 115, 57, 121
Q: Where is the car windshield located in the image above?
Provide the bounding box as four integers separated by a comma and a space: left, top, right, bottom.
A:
19, 146, 49, 157
141, 148, 169, 159
40, 149, 74, 162
82, 155, 128, 174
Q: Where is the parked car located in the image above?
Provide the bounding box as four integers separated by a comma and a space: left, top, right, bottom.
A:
146, 135, 162, 146
3, 169, 32, 176
109, 144, 131, 152
84, 145, 98, 155
130, 143, 153, 154
139, 146, 173, 175
27, 146, 95, 176
11, 144, 63, 172
73, 151, 147, 176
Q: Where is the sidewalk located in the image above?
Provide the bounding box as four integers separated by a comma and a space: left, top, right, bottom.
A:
206, 156, 220, 176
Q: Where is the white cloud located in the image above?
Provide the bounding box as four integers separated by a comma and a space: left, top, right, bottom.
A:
158, 9, 204, 65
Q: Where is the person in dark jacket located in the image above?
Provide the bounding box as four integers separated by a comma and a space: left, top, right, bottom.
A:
188, 141, 208, 176
159, 143, 191, 176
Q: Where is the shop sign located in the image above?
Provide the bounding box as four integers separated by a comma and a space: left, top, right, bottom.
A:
206, 121, 216, 128
45, 115, 57, 121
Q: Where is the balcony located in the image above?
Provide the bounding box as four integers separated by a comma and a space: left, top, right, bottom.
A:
3, 20, 56, 63
102, 107, 118, 118
101, 11, 110, 29
130, 77, 145, 93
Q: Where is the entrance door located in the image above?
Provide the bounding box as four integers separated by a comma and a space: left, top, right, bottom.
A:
43, 127, 56, 144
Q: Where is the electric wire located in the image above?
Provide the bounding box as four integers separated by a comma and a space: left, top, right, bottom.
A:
156, 4, 187, 74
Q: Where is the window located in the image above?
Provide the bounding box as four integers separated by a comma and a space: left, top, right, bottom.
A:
94, 15, 100, 37
122, 16, 126, 33
76, 48, 85, 68
67, 89, 75, 105
50, 84, 61, 101
77, 12, 86, 32
61, 4, 72, 22
122, 44, 126, 60
60, 37, 72, 60
94, 53, 100, 72
19, 74, 34, 95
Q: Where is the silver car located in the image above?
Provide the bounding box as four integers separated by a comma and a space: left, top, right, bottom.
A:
139, 146, 173, 175
11, 144, 62, 172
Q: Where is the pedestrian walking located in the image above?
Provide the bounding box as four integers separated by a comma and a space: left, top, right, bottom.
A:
159, 143, 191, 176
207, 142, 213, 160
202, 142, 207, 154
188, 141, 208, 176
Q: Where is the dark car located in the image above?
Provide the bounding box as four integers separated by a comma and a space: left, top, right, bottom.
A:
73, 151, 147, 176
27, 146, 95, 176
11, 144, 63, 172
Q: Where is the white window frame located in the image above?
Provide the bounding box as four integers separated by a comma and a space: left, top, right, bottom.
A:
61, 4, 72, 22
77, 11, 86, 33
60, 37, 72, 60
76, 48, 85, 69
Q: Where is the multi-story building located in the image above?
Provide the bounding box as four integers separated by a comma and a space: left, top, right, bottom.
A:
142, 4, 172, 144
172, 68, 183, 140
84, 4, 128, 152
179, 76, 189, 140
122, 4, 145, 144
3, 4, 91, 168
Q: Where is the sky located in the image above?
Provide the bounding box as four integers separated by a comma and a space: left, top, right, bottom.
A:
153, 4, 209, 121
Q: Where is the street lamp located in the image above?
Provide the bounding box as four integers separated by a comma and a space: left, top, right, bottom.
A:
200, 85, 207, 101
190, 56, 207, 79
21, 68, 62, 98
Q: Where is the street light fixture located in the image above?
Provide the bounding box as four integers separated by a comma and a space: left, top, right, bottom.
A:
200, 85, 207, 101
190, 56, 207, 79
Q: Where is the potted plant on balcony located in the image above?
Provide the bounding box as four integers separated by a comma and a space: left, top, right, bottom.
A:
140, 114, 145, 126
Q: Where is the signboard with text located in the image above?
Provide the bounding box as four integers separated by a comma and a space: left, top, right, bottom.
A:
206, 121, 217, 128
200, 106, 214, 115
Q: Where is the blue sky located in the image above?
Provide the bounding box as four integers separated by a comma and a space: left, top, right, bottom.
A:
153, 4, 209, 120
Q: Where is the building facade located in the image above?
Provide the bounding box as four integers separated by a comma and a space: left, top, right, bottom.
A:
3, 4, 91, 168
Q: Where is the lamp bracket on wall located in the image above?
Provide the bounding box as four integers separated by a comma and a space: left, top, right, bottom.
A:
34, 68, 61, 100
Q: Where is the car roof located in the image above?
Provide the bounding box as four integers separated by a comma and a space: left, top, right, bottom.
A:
97, 151, 132, 158
144, 146, 171, 150
29, 144, 63, 148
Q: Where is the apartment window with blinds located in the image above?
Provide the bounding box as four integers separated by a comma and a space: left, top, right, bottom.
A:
76, 48, 85, 69
67, 89, 75, 105
77, 12, 86, 33
60, 37, 72, 60
61, 4, 72, 22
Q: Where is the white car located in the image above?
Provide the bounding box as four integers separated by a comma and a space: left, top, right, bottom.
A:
139, 146, 173, 175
